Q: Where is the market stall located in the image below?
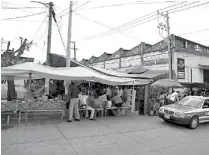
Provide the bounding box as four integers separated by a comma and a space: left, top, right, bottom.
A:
1, 62, 151, 123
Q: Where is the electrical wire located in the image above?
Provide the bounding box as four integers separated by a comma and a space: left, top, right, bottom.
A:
170, 1, 209, 14
183, 28, 209, 35
55, 21, 67, 51
79, 1, 177, 11
82, 15, 158, 40
2, 1, 40, 8
76, 1, 188, 40
167, 1, 199, 12
58, 1, 81, 17
1, 7, 45, 9
32, 15, 47, 42
37, 28, 47, 44
73, 1, 91, 11
78, 1, 207, 40
52, 9, 68, 67
1, 11, 47, 21
73, 12, 141, 41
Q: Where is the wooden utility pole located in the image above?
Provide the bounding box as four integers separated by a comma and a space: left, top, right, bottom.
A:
65, 1, 73, 95
157, 11, 172, 79
45, 2, 53, 95
31, 1, 54, 95
46, 2, 54, 66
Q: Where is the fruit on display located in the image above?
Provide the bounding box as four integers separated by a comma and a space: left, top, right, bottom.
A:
26, 99, 65, 110
1, 99, 65, 112
1, 100, 22, 112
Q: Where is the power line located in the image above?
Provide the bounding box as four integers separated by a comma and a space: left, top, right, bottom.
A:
2, 1, 40, 8
1, 7, 45, 9
73, 12, 140, 41
59, 1, 91, 17
55, 21, 67, 51
183, 28, 209, 35
53, 10, 66, 52
170, 1, 209, 14
76, 1, 187, 40
79, 1, 177, 11
82, 15, 158, 40
78, 2, 207, 40
73, 1, 91, 11
36, 28, 47, 44
32, 15, 47, 42
58, 1, 80, 17
1, 11, 46, 21
167, 1, 199, 12
1, 6, 37, 14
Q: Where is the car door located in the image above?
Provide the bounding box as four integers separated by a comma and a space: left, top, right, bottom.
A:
199, 99, 209, 123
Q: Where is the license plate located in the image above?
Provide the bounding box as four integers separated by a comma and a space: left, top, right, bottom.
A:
164, 114, 170, 119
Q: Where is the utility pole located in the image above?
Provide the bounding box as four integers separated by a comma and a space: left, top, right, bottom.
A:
157, 11, 173, 79
46, 2, 53, 66
65, 1, 73, 95
71, 41, 78, 60
31, 1, 54, 95
31, 1, 53, 64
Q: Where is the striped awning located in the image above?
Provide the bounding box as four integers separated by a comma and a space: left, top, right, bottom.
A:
198, 64, 209, 70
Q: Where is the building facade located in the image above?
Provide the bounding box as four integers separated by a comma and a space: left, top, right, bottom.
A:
81, 34, 209, 83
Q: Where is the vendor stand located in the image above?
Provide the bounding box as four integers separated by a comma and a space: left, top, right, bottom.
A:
1, 62, 151, 124
148, 79, 184, 116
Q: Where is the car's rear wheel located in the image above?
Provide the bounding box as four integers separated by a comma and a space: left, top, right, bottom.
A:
189, 116, 199, 129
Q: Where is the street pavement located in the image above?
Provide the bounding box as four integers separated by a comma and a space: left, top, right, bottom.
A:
1, 114, 209, 155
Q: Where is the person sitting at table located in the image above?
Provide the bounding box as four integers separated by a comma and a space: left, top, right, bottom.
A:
111, 92, 123, 108
78, 90, 95, 120
98, 92, 107, 102
106, 96, 112, 108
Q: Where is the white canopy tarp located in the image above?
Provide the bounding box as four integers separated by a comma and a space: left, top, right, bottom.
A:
1, 62, 151, 86
92, 66, 139, 78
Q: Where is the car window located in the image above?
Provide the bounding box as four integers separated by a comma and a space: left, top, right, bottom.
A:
178, 97, 203, 108
202, 99, 209, 108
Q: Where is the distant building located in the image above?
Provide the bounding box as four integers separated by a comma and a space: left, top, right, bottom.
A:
80, 34, 209, 83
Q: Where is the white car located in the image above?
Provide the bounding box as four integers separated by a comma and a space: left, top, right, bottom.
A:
158, 96, 209, 129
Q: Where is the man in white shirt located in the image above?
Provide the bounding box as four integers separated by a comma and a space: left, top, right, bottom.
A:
169, 91, 179, 103
78, 91, 95, 120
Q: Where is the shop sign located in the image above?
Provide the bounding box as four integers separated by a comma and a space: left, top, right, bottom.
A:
177, 58, 185, 79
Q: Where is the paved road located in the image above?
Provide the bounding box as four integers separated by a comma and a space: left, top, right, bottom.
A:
2, 115, 209, 155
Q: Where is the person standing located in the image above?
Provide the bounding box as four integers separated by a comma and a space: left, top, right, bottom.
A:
67, 82, 80, 122
106, 86, 112, 98
159, 92, 166, 107
123, 86, 129, 102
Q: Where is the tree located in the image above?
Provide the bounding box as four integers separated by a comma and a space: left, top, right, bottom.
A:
1, 38, 32, 101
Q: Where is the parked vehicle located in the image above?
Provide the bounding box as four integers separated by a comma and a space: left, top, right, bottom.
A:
158, 96, 209, 129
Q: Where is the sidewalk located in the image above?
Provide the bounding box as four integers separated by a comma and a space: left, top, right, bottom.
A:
2, 114, 209, 155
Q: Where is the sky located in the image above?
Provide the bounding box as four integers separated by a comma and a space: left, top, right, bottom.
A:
1, 0, 209, 63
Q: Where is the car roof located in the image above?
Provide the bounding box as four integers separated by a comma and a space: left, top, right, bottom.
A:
187, 96, 209, 99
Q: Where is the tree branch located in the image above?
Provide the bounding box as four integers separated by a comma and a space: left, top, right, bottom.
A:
3, 41, 11, 66
14, 39, 27, 64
